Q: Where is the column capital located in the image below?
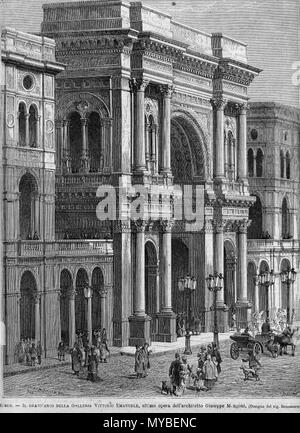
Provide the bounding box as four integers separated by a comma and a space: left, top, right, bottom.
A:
237, 218, 250, 234
76, 100, 89, 118
235, 102, 249, 115
33, 293, 41, 304
114, 219, 132, 233
68, 289, 76, 300
159, 84, 175, 98
99, 287, 109, 297
132, 218, 148, 232
210, 97, 227, 110
130, 78, 149, 92
159, 218, 175, 233
213, 218, 226, 233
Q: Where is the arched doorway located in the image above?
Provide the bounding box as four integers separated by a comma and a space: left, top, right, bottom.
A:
171, 239, 189, 315
247, 262, 257, 313
248, 195, 263, 239
75, 269, 88, 332
60, 269, 72, 345
19, 173, 39, 240
145, 241, 158, 338
20, 271, 37, 340
259, 261, 269, 313
224, 240, 236, 322
91, 267, 104, 333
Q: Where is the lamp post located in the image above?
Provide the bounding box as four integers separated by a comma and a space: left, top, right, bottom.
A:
258, 269, 275, 321
83, 283, 93, 342
178, 274, 197, 332
280, 267, 296, 325
206, 272, 223, 349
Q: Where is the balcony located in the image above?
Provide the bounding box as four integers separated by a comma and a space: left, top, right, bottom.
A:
247, 238, 299, 253
5, 239, 113, 259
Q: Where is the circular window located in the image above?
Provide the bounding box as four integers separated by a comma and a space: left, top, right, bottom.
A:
250, 129, 258, 140
23, 74, 34, 90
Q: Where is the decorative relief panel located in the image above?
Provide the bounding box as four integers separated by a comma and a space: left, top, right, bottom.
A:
5, 66, 15, 90
44, 75, 54, 99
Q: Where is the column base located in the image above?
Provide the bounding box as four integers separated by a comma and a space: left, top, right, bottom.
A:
128, 315, 152, 347
236, 299, 252, 331
154, 311, 177, 343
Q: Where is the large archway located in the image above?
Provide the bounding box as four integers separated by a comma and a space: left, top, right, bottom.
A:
19, 173, 39, 240
91, 267, 104, 334
145, 241, 158, 338
75, 269, 88, 332
60, 269, 72, 345
20, 271, 37, 340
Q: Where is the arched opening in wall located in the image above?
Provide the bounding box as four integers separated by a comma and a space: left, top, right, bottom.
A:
19, 173, 39, 240
259, 261, 269, 313
281, 197, 290, 239
286, 152, 291, 179
280, 150, 285, 178
171, 238, 190, 320
29, 105, 37, 147
88, 111, 102, 173
18, 102, 26, 146
224, 241, 236, 326
20, 271, 37, 340
91, 267, 104, 336
247, 262, 257, 313
256, 148, 263, 177
68, 111, 82, 173
171, 116, 206, 185
247, 148, 254, 177
145, 241, 158, 338
248, 195, 263, 239
60, 269, 72, 345
75, 269, 88, 333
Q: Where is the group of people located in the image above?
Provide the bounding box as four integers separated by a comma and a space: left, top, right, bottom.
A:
15, 338, 43, 366
134, 343, 151, 379
70, 328, 110, 382
168, 342, 222, 396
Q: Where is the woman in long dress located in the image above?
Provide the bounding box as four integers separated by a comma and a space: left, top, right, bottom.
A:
71, 343, 82, 375
134, 346, 143, 379
203, 354, 218, 390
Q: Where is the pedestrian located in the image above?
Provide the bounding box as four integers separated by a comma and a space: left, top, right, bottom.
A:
141, 342, 151, 377
180, 355, 193, 392
99, 340, 109, 363
134, 345, 143, 379
71, 342, 82, 376
36, 341, 42, 365
57, 341, 65, 361
211, 342, 222, 377
169, 352, 184, 396
87, 346, 99, 382
25, 339, 31, 366
30, 343, 37, 367
197, 345, 207, 371
192, 368, 207, 392
202, 354, 218, 390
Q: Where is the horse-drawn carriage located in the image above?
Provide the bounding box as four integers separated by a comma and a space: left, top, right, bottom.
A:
229, 332, 279, 360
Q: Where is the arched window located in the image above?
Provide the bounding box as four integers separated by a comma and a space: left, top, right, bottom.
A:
286, 151, 291, 179
19, 173, 39, 240
29, 105, 38, 147
248, 195, 263, 239
247, 148, 254, 177
18, 102, 26, 146
256, 148, 263, 177
281, 197, 290, 239
280, 150, 285, 178
68, 111, 82, 173
145, 114, 157, 174
88, 111, 102, 173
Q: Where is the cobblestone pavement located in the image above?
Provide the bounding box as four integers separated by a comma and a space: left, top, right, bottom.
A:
4, 340, 300, 399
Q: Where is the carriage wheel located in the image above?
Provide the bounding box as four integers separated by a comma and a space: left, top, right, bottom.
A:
253, 342, 262, 359
230, 342, 239, 360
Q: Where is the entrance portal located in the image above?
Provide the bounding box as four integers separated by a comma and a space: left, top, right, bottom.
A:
20, 271, 37, 339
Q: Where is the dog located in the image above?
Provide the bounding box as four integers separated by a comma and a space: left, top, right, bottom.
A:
161, 380, 174, 395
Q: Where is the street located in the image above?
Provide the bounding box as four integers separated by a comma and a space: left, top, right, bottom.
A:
4, 339, 300, 398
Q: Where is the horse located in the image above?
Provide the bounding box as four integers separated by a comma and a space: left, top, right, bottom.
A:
273, 326, 300, 356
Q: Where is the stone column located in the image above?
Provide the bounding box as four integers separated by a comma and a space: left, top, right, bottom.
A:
36, 115, 40, 147
156, 219, 176, 342
224, 133, 228, 177
214, 219, 225, 305
236, 219, 252, 328
129, 219, 151, 346
237, 103, 248, 180
145, 120, 150, 172
86, 289, 93, 343
211, 98, 226, 179
99, 287, 108, 330
160, 85, 174, 174
254, 273, 260, 313
25, 113, 29, 146
34, 293, 41, 344
69, 289, 76, 347
80, 118, 90, 173
134, 79, 148, 173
